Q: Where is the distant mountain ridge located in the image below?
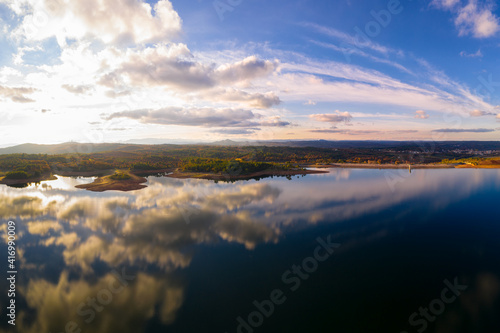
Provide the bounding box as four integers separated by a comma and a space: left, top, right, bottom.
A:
1, 141, 500, 155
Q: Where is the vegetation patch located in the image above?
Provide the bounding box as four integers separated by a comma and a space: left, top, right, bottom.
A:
5, 170, 29, 179
110, 172, 132, 180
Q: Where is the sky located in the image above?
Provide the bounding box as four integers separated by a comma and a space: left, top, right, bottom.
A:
0, 0, 500, 145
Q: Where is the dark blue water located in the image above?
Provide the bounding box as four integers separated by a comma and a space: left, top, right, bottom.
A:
1, 168, 499, 333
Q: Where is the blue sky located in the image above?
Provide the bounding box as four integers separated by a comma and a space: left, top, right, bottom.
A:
0, 0, 499, 145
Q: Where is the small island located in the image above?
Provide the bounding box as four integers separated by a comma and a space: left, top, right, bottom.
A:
75, 170, 148, 192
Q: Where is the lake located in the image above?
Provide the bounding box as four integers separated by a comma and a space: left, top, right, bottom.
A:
1, 168, 500, 333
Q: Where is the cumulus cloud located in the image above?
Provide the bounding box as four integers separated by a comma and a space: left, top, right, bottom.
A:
10, 0, 182, 46
434, 0, 500, 38
433, 128, 496, 133
414, 110, 430, 119
310, 111, 353, 123
0, 85, 36, 103
101, 46, 279, 92
259, 116, 291, 127
456, 0, 500, 38
105, 107, 258, 127
206, 89, 281, 108
104, 107, 289, 129
214, 56, 279, 84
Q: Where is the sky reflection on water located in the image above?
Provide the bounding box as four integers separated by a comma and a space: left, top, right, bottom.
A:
1, 169, 500, 333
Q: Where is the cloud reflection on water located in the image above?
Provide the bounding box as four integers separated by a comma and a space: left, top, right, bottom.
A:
1, 169, 499, 332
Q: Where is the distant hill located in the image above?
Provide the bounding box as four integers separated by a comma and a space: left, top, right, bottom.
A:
206, 139, 255, 146
0, 143, 139, 155
1, 140, 500, 155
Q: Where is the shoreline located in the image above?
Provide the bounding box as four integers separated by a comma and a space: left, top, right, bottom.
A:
2, 163, 499, 192
304, 163, 500, 169
0, 174, 57, 185
303, 163, 457, 169
166, 168, 329, 181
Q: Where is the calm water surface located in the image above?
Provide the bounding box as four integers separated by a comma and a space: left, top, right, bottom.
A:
1, 169, 500, 333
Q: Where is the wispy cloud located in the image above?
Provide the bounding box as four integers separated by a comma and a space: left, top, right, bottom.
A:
433, 128, 496, 133
309, 129, 378, 135
302, 22, 396, 55
470, 109, 496, 117
460, 49, 483, 57
310, 40, 412, 74
0, 85, 36, 103
431, 0, 461, 10
62, 84, 93, 95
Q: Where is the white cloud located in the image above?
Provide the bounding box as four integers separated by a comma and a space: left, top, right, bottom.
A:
460, 49, 483, 57
434, 0, 500, 38
105, 107, 257, 127
433, 128, 496, 133
310, 128, 378, 135
203, 89, 281, 108
414, 110, 430, 119
310, 40, 412, 74
0, 84, 36, 103
99, 45, 279, 93
456, 0, 500, 38
302, 22, 396, 55
9, 0, 182, 46
273, 53, 494, 115
431, 0, 461, 9
0, 67, 22, 83
104, 107, 289, 129
470, 109, 496, 117
61, 84, 93, 95
310, 111, 353, 123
